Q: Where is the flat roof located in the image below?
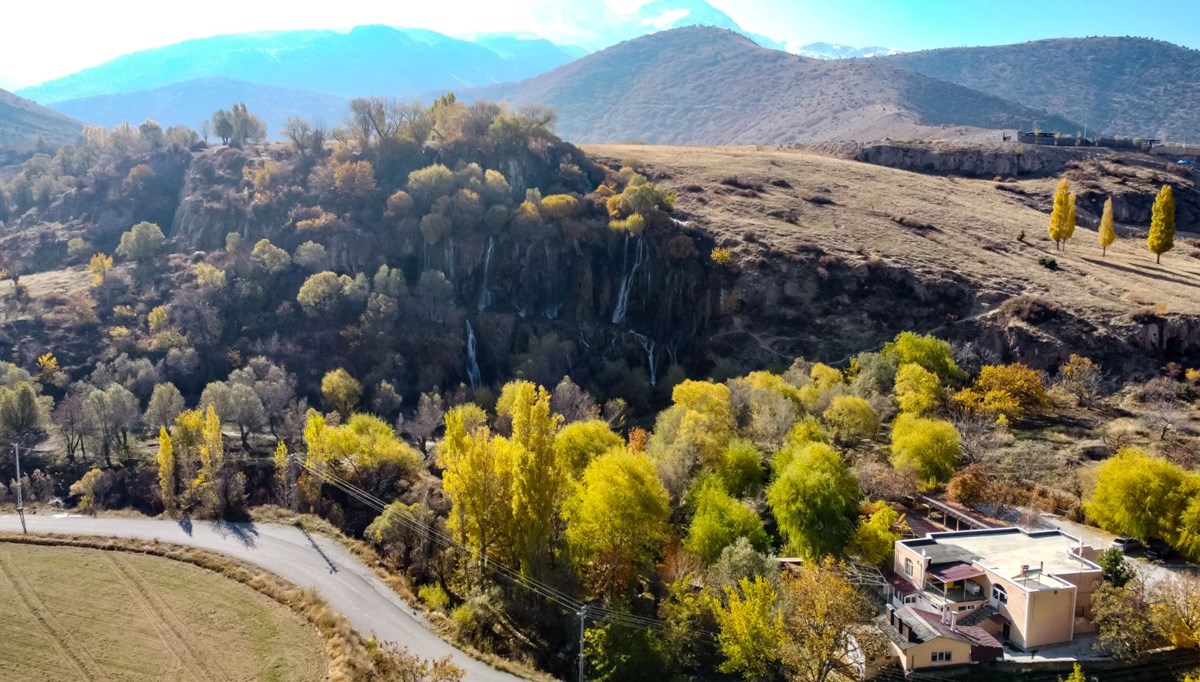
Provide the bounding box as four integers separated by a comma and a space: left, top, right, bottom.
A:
900, 528, 1100, 590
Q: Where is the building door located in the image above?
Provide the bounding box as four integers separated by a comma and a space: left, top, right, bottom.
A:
1002, 623, 1011, 641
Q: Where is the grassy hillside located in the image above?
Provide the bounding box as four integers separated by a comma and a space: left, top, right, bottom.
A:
887, 37, 1200, 142
469, 27, 1076, 145
0, 89, 81, 149
0, 543, 325, 681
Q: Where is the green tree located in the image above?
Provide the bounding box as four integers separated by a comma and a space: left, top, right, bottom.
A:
116, 221, 166, 263
0, 382, 48, 445
894, 362, 941, 415
1048, 177, 1071, 250
1097, 547, 1135, 588
685, 478, 769, 564
563, 449, 670, 597
711, 576, 783, 682
821, 395, 879, 446
890, 413, 961, 485
321, 368, 361, 419
1099, 196, 1116, 256
296, 271, 345, 317
768, 443, 859, 559
1148, 184, 1176, 264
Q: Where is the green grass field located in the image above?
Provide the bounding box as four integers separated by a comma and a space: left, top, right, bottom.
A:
0, 542, 326, 681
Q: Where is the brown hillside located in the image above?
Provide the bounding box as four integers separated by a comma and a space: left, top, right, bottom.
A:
586, 143, 1200, 370
0, 89, 82, 149
469, 27, 1076, 145
886, 37, 1200, 142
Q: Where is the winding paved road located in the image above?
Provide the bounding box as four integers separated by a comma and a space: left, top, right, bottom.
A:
0, 513, 524, 681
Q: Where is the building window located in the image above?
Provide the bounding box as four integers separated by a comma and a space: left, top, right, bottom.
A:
992, 584, 1008, 605
932, 651, 953, 662
904, 558, 914, 577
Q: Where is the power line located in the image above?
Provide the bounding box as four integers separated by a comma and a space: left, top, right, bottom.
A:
291, 455, 706, 639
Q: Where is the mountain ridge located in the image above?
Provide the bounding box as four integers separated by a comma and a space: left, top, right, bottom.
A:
0, 89, 82, 148
464, 27, 1076, 145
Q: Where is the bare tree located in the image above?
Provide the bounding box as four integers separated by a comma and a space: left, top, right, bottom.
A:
408, 392, 444, 455
550, 376, 599, 423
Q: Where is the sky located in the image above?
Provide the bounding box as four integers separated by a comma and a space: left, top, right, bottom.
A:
3, 0, 1199, 91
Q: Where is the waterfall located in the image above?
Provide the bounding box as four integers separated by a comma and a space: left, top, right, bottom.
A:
631, 331, 658, 388
465, 319, 481, 389
476, 236, 495, 312
612, 235, 647, 325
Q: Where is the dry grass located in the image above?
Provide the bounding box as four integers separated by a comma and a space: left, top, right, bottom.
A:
0, 538, 325, 682
0, 533, 400, 682
587, 144, 1200, 319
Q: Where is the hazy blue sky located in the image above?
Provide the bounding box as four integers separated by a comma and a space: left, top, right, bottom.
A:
3, 0, 1198, 90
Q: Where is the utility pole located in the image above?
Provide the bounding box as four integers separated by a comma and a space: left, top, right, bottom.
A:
577, 605, 588, 682
14, 443, 26, 534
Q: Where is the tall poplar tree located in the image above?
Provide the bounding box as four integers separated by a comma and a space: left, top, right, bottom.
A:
1048, 177, 1071, 250
156, 427, 175, 511
1148, 184, 1176, 264
508, 382, 564, 576
1099, 196, 1116, 256
1064, 191, 1077, 249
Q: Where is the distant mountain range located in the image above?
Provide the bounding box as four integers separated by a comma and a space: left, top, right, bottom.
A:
466, 28, 1075, 145
885, 37, 1200, 140
0, 89, 82, 148
797, 42, 901, 59
2, 0, 1199, 149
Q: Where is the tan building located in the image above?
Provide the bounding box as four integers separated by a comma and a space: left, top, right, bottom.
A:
875, 604, 1003, 672
889, 528, 1102, 654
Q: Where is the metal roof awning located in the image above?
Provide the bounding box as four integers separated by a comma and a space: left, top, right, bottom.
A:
928, 562, 985, 582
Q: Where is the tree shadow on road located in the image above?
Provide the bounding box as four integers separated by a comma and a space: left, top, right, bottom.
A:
208, 520, 259, 548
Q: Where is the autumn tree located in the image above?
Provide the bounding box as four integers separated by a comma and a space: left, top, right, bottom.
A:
563, 449, 670, 597
156, 427, 175, 511
87, 253, 113, 286
779, 557, 884, 682
1093, 582, 1161, 659
1064, 191, 1077, 249
1099, 196, 1116, 255
1058, 354, 1103, 407
894, 363, 941, 415
194, 405, 225, 512
881, 332, 961, 383
821, 395, 879, 446
554, 419, 623, 479
1085, 447, 1197, 543
409, 391, 444, 454
508, 381, 565, 576
768, 442, 859, 559
438, 405, 513, 572
711, 576, 783, 682
1048, 177, 1072, 250
848, 505, 903, 566
716, 439, 764, 498
953, 363, 1048, 421
1148, 184, 1175, 263
890, 413, 961, 485
321, 368, 361, 419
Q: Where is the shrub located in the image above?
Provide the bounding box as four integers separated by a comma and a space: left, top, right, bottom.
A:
1038, 255, 1058, 270
418, 584, 450, 612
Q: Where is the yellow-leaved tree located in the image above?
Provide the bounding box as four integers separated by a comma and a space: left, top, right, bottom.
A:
439, 405, 517, 572
1064, 191, 1077, 249
711, 576, 784, 682
1098, 196, 1116, 256
562, 448, 669, 597
156, 427, 175, 511
1048, 177, 1072, 250
1148, 184, 1175, 264
507, 382, 564, 576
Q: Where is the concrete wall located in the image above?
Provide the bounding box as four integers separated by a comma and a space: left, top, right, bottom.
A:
900, 637, 973, 672
1024, 586, 1077, 647
894, 543, 928, 588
